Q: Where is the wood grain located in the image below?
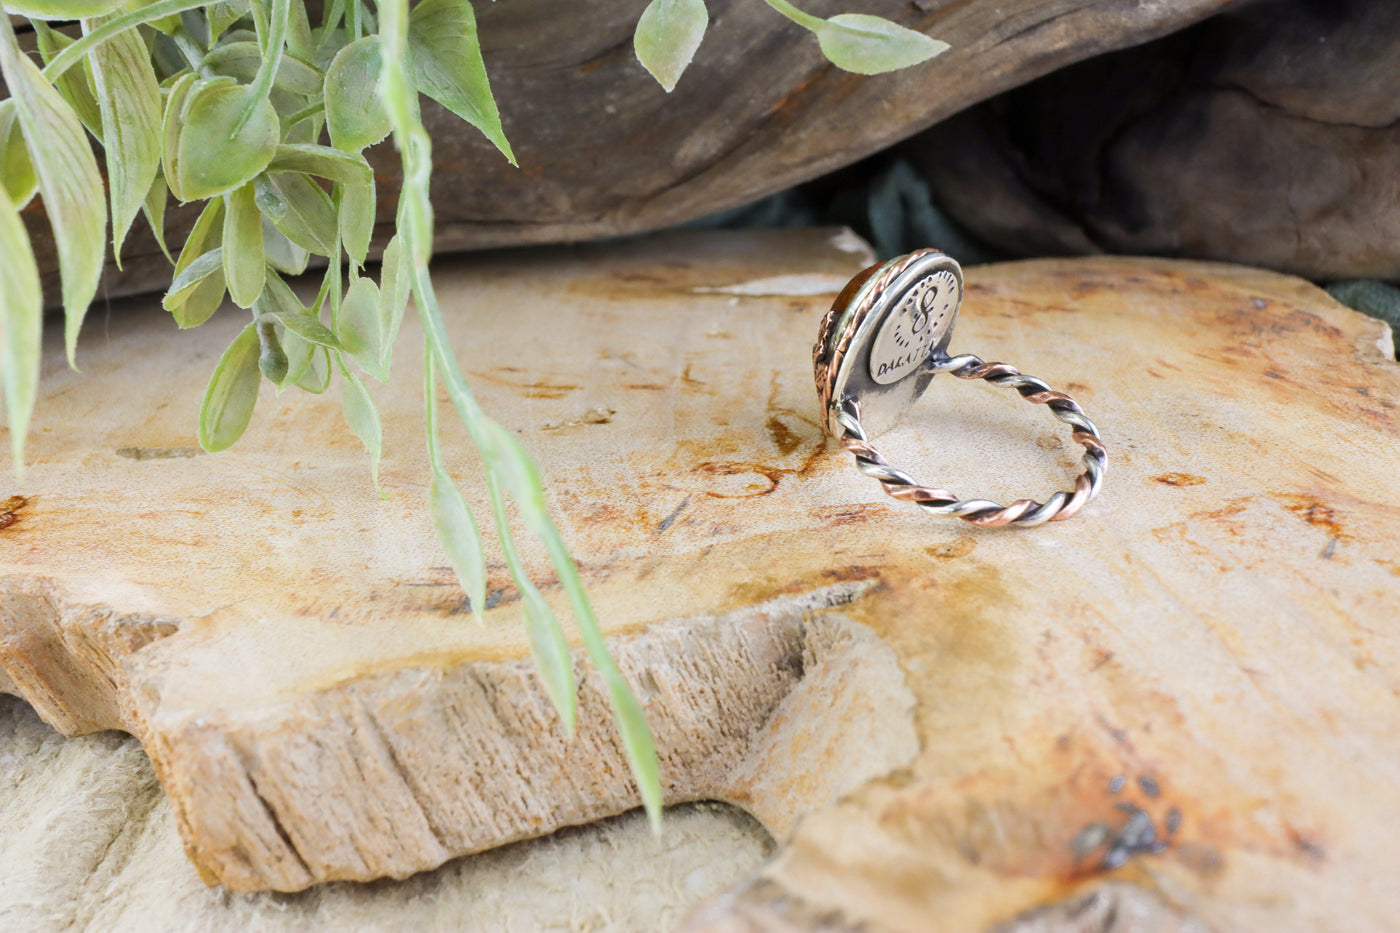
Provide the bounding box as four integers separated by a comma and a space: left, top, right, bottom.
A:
14, 0, 1235, 302
2, 230, 1398, 931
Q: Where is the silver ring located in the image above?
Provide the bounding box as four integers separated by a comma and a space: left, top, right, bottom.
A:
812, 250, 1107, 528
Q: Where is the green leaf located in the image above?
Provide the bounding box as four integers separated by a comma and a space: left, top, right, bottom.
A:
254, 172, 337, 255
162, 247, 227, 328
634, 0, 708, 93
175, 82, 280, 201
338, 178, 376, 269
6, 0, 125, 20
815, 14, 947, 75
269, 144, 373, 187
335, 275, 386, 378
160, 71, 203, 202
604, 671, 663, 829
324, 35, 391, 152
208, 0, 252, 41
175, 197, 224, 274
296, 344, 331, 393
379, 233, 411, 364
407, 0, 514, 164
0, 183, 42, 474
518, 574, 577, 730
198, 323, 261, 452
339, 360, 382, 487
0, 17, 106, 369
142, 174, 172, 263
202, 42, 325, 97
85, 12, 163, 263
428, 472, 488, 623
252, 267, 304, 317
0, 100, 37, 206
222, 182, 265, 307
166, 247, 224, 297
262, 217, 310, 275
32, 23, 103, 138
483, 468, 576, 731
266, 310, 344, 350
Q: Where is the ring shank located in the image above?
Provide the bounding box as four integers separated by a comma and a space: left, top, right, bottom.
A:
835, 354, 1107, 528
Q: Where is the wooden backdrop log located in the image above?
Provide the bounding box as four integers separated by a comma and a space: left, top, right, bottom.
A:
908, 0, 1400, 280
15, 0, 1236, 303
3, 230, 1399, 932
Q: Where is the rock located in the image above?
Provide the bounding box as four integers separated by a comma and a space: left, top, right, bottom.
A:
909, 0, 1400, 280
14, 0, 1236, 302
2, 230, 1399, 931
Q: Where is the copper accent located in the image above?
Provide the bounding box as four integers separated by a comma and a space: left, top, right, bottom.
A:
818, 251, 1106, 528
830, 355, 1106, 528
813, 250, 941, 423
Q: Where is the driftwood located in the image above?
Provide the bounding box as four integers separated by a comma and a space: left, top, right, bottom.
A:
908, 0, 1400, 280
17, 0, 1236, 303
2, 229, 1398, 931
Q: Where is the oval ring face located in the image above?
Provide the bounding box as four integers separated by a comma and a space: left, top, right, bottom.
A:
868, 269, 961, 385
813, 249, 964, 439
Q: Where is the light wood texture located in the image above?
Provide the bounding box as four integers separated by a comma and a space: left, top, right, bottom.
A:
15, 0, 1235, 302
0, 694, 774, 932
2, 230, 1399, 932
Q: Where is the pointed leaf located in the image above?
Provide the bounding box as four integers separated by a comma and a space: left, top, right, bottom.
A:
269, 144, 373, 187
198, 323, 261, 452
266, 310, 345, 350
85, 12, 163, 261
175, 197, 224, 274
160, 71, 200, 201
163, 247, 227, 328
176, 82, 280, 200
254, 172, 337, 255
222, 182, 265, 307
0, 183, 42, 473
142, 174, 172, 262
335, 275, 386, 378
634, 0, 708, 93
339, 177, 376, 269
428, 471, 488, 623
0, 18, 106, 368
520, 582, 577, 728
815, 14, 948, 75
340, 363, 382, 486
0, 100, 37, 206
207, 0, 251, 40
32, 23, 102, 137
296, 344, 331, 393
378, 233, 411, 362
407, 0, 514, 164
324, 35, 391, 152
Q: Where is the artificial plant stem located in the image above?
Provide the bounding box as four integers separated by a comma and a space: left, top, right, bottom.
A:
237, 0, 290, 134
761, 0, 824, 31
41, 0, 219, 81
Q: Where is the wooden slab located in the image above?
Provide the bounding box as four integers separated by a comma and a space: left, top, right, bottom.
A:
2, 230, 1399, 931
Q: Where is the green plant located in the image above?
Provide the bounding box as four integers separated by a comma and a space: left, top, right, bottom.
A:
0, 0, 945, 828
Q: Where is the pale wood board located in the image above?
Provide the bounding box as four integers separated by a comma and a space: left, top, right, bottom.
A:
1, 230, 1398, 931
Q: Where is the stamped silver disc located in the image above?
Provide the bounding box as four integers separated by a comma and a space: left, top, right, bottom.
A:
868, 269, 960, 384
813, 250, 964, 439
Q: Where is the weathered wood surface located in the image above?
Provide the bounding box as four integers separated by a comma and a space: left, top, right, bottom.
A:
910, 0, 1400, 280
17, 0, 1236, 302
3, 229, 1399, 931
0, 693, 773, 932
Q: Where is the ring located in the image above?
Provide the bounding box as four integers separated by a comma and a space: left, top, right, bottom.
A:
812, 249, 1107, 528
